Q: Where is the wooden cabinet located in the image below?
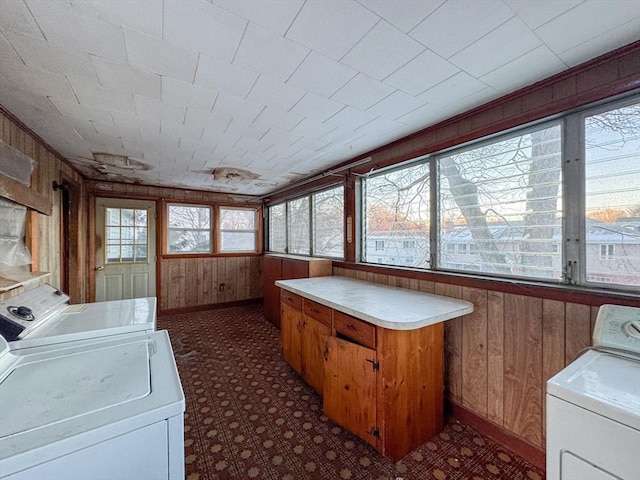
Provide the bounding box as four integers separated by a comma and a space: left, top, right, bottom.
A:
280, 292, 332, 394
263, 254, 332, 327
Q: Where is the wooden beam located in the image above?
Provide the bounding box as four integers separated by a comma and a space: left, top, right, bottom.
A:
0, 173, 52, 215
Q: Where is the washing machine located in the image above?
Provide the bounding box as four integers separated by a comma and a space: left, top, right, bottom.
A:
0, 330, 185, 479
546, 304, 640, 480
0, 284, 156, 349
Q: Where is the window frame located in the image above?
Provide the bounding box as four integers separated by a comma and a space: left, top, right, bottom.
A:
166, 202, 213, 254
218, 206, 260, 253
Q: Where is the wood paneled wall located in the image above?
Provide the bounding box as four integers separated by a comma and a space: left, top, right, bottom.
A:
334, 266, 603, 451
0, 108, 88, 302
160, 256, 263, 312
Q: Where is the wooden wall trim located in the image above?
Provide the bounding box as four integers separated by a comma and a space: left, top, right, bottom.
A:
333, 261, 640, 307
448, 401, 546, 471
160, 297, 262, 316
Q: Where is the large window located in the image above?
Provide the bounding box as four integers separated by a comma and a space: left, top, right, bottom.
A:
267, 185, 344, 258
167, 204, 212, 253
358, 96, 640, 290
438, 123, 562, 279
219, 207, 258, 252
584, 102, 640, 287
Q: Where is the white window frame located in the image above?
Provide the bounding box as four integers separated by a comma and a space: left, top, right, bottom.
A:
166, 203, 213, 254
219, 206, 258, 253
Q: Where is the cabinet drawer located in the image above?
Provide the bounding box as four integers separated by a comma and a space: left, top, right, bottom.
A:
334, 311, 376, 349
303, 300, 332, 327
281, 290, 302, 310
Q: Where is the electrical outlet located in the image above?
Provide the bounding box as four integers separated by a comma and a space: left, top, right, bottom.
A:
219, 283, 225, 292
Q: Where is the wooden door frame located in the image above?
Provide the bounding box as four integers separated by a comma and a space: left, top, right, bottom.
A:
58, 174, 83, 303
89, 193, 161, 303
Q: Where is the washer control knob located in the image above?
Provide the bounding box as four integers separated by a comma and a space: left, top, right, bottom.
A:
16, 306, 33, 317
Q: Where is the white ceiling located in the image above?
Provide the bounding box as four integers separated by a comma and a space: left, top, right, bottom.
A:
1, 0, 639, 196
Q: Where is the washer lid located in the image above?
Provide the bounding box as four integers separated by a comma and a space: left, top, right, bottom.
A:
547, 350, 640, 430
0, 341, 151, 437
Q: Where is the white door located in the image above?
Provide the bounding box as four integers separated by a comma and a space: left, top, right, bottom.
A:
95, 198, 156, 301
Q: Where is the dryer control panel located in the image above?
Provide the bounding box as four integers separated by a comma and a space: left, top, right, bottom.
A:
593, 304, 640, 353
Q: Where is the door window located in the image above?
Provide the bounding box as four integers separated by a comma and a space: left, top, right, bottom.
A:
105, 208, 149, 263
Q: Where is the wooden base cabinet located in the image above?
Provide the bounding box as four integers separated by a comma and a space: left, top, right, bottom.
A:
263, 255, 332, 327
324, 320, 445, 461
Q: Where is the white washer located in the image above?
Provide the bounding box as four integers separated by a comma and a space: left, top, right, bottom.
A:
0, 284, 156, 349
546, 304, 640, 480
0, 330, 185, 480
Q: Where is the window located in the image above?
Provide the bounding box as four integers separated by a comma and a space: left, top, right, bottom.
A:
167, 204, 212, 253
375, 240, 384, 251
403, 240, 415, 249
268, 203, 286, 253
267, 185, 344, 258
584, 101, 640, 287
219, 207, 258, 252
363, 162, 430, 268
599, 244, 615, 260
457, 243, 467, 255
313, 186, 344, 258
439, 123, 562, 280
106, 207, 148, 262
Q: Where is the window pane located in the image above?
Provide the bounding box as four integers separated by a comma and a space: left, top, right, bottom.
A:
106, 245, 120, 263
168, 205, 210, 229
364, 162, 430, 268
106, 208, 120, 226
135, 245, 148, 262
220, 208, 255, 230
221, 232, 257, 251
313, 186, 344, 258
104, 207, 148, 263
168, 229, 211, 253
268, 204, 286, 253
121, 209, 134, 226
288, 198, 310, 255
584, 102, 640, 287
438, 123, 562, 280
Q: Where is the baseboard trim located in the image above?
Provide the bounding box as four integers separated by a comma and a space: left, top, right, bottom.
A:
160, 298, 263, 316
448, 401, 546, 471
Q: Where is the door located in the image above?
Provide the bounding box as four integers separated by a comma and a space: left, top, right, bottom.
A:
281, 302, 302, 374
95, 198, 156, 301
301, 316, 331, 394
323, 336, 379, 449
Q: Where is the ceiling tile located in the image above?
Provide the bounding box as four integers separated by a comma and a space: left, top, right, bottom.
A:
211, 92, 264, 122
383, 49, 459, 95
210, 0, 303, 35
5, 31, 97, 81
367, 90, 427, 120
184, 107, 231, 133
0, 0, 45, 39
0, 30, 27, 69
331, 73, 395, 110
194, 54, 258, 98
2, 64, 76, 101
92, 57, 161, 99
124, 29, 198, 83
163, 0, 245, 62
110, 111, 160, 135
225, 118, 269, 140
247, 75, 305, 111
341, 21, 425, 81
49, 97, 114, 124
358, 0, 444, 32
449, 17, 542, 78
25, 0, 126, 62
355, 115, 406, 137
419, 71, 489, 108
535, 0, 640, 55
289, 118, 336, 140
288, 92, 345, 123
285, 0, 379, 60
253, 106, 304, 132
71, 0, 162, 38
134, 95, 186, 123
233, 23, 308, 81
160, 119, 203, 142
324, 106, 378, 131
505, 0, 582, 30
68, 77, 135, 113
162, 78, 219, 112
287, 52, 357, 97
480, 45, 566, 92
409, 0, 514, 59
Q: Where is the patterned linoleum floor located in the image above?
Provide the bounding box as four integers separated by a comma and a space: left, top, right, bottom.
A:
159, 304, 545, 480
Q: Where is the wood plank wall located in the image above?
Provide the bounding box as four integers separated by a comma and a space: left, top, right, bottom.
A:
0, 109, 87, 302
89, 180, 263, 312
334, 266, 602, 451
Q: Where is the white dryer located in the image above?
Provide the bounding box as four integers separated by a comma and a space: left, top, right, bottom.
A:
0, 284, 156, 349
546, 304, 640, 480
0, 330, 185, 479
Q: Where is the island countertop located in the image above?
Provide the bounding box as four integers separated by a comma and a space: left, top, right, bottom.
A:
275, 275, 473, 330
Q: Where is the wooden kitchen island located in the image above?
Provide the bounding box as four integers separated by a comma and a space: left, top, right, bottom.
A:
275, 275, 473, 461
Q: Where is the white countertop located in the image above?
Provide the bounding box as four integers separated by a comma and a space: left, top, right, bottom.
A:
276, 276, 473, 330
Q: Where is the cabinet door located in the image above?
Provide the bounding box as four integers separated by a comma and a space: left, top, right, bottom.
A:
323, 336, 379, 450
263, 256, 283, 326
301, 316, 331, 394
281, 303, 302, 374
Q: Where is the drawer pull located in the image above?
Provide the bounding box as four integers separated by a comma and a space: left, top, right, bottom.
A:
346, 324, 357, 331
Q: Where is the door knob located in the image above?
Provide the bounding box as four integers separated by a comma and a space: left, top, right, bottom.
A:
96, 265, 105, 271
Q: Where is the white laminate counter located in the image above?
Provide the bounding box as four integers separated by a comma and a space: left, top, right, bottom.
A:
275, 276, 473, 330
